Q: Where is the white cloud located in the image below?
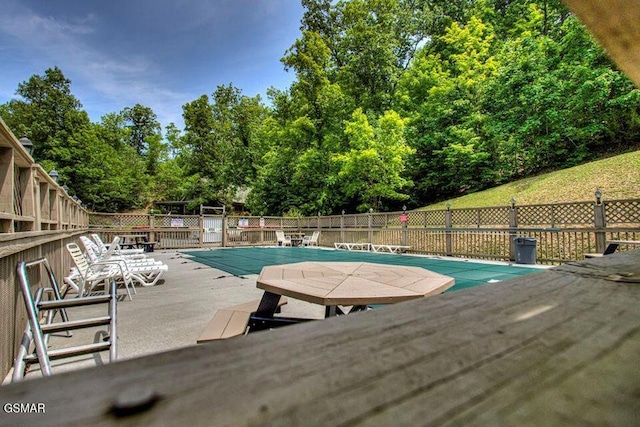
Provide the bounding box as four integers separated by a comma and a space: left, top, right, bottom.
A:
0, 0, 303, 129
0, 1, 191, 126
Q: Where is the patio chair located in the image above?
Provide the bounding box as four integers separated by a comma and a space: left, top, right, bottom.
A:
66, 242, 136, 300
12, 258, 117, 381
302, 231, 320, 247
81, 236, 155, 265
275, 230, 292, 247
79, 237, 168, 288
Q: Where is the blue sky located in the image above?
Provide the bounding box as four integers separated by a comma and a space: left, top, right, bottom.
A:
0, 0, 305, 129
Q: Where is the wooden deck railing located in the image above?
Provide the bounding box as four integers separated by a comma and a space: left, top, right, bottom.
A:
0, 119, 90, 378
0, 118, 88, 233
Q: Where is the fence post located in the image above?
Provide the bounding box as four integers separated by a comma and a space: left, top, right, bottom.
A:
509, 198, 518, 261
340, 210, 345, 242
401, 206, 408, 247
222, 212, 228, 247
259, 216, 264, 245
594, 189, 606, 253
445, 204, 452, 256
368, 209, 373, 244
149, 214, 155, 244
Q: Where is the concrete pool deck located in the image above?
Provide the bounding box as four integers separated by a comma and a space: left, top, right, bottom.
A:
13, 249, 325, 380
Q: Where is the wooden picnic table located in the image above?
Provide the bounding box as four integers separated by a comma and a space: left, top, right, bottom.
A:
254, 261, 454, 318
584, 239, 640, 258
119, 234, 142, 249
119, 234, 156, 252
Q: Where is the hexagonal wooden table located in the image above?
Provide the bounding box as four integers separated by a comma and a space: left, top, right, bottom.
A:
254, 261, 454, 319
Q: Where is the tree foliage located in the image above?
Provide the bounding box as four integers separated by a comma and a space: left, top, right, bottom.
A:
1, 1, 639, 214
122, 103, 161, 156
180, 84, 265, 208
334, 108, 413, 211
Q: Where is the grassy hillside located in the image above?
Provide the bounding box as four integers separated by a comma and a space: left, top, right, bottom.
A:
422, 150, 640, 210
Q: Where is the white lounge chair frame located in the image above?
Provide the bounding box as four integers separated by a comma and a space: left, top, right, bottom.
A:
92, 233, 145, 255
66, 242, 136, 300
80, 236, 168, 288
334, 242, 371, 251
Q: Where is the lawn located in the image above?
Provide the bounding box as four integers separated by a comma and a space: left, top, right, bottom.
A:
423, 150, 640, 209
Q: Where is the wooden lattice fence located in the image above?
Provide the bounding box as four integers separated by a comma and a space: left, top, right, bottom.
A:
87, 198, 639, 263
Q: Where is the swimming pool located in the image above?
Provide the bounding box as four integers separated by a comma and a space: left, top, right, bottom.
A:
182, 247, 542, 293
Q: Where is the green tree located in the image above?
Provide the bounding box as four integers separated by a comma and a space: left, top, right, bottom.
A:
485, 9, 640, 178
96, 112, 128, 151
253, 0, 456, 214
121, 104, 161, 156
65, 123, 148, 211
397, 15, 499, 202
181, 84, 265, 207
0, 67, 90, 164
0, 68, 152, 211
333, 108, 414, 211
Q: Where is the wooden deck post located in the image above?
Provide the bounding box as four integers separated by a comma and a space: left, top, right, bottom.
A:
509, 198, 518, 262
149, 214, 155, 244
222, 212, 228, 247
445, 205, 452, 256
594, 190, 606, 253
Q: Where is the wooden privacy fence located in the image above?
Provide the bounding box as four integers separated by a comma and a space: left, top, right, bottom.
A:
89, 197, 640, 264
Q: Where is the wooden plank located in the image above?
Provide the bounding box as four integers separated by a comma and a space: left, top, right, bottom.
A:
197, 298, 288, 343
196, 309, 233, 343
230, 297, 287, 313
221, 311, 251, 339
607, 240, 640, 245
1, 251, 639, 425
0, 148, 14, 215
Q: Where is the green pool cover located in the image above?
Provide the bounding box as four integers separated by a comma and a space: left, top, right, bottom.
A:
181, 247, 541, 293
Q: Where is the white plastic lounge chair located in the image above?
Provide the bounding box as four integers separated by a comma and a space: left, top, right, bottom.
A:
79, 237, 168, 288
81, 236, 156, 265
302, 231, 320, 246
66, 242, 136, 300
13, 257, 117, 381
275, 230, 292, 247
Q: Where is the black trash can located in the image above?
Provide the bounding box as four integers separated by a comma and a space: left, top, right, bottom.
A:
514, 237, 537, 264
